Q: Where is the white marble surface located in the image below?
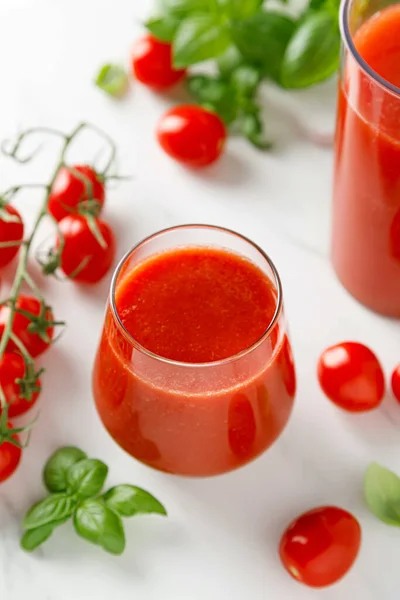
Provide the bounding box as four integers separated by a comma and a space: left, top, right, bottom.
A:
1, 0, 400, 598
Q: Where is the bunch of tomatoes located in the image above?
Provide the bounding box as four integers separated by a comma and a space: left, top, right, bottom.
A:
131, 35, 227, 168
0, 165, 116, 483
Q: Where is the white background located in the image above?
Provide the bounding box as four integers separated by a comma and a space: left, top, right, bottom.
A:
1, 1, 400, 598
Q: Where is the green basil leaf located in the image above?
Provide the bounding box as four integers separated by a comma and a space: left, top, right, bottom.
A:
217, 0, 263, 19
186, 75, 238, 124
23, 493, 77, 530
74, 499, 126, 555
240, 111, 272, 150
231, 65, 261, 96
364, 463, 400, 526
145, 15, 180, 42
43, 446, 87, 493
308, 0, 326, 9
280, 11, 340, 88
231, 11, 296, 81
95, 64, 129, 98
103, 485, 167, 517
173, 15, 231, 68
159, 0, 212, 16
67, 458, 108, 499
217, 45, 244, 78
20, 523, 55, 551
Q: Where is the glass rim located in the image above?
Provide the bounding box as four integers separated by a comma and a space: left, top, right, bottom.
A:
109, 224, 283, 369
340, 0, 400, 97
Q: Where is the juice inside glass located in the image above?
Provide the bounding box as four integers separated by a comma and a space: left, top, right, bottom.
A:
93, 225, 296, 477
332, 0, 400, 316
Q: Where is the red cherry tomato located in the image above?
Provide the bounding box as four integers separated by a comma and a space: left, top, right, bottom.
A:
0, 205, 24, 268
280, 506, 361, 588
0, 295, 54, 358
0, 424, 22, 483
157, 105, 227, 167
48, 165, 105, 222
131, 35, 186, 90
317, 342, 385, 412
57, 215, 116, 284
0, 353, 41, 418
391, 364, 400, 402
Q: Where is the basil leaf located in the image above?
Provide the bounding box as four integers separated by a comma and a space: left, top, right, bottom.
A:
23, 493, 77, 530
280, 11, 340, 88
173, 15, 231, 68
67, 458, 108, 499
186, 75, 238, 124
74, 499, 126, 555
217, 46, 244, 78
145, 15, 180, 42
217, 0, 263, 19
95, 64, 129, 98
43, 446, 87, 493
21, 523, 55, 551
103, 485, 167, 517
240, 111, 272, 150
231, 11, 296, 81
231, 65, 261, 96
159, 0, 211, 16
364, 463, 400, 526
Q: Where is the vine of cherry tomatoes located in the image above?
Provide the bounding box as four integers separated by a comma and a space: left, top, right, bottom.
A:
0, 162, 116, 483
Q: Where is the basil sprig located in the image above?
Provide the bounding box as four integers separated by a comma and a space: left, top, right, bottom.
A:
143, 0, 341, 149
21, 446, 167, 555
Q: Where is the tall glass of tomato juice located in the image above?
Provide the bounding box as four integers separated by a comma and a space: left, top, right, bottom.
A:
93, 225, 296, 477
332, 0, 400, 316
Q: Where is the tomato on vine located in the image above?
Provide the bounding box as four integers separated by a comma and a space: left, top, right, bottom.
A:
48, 165, 105, 222
0, 353, 41, 418
0, 204, 24, 268
132, 35, 186, 90
157, 105, 227, 167
0, 425, 22, 483
279, 506, 361, 588
317, 341, 385, 412
57, 215, 116, 284
0, 295, 55, 358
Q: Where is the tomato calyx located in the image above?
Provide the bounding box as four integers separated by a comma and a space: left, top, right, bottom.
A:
0, 411, 26, 449
16, 362, 44, 402
9, 301, 64, 345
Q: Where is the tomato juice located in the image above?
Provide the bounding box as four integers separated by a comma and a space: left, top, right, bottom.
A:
333, 3, 400, 315
93, 227, 296, 476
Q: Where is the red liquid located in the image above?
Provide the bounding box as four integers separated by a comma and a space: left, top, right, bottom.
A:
93, 247, 295, 476
333, 4, 400, 315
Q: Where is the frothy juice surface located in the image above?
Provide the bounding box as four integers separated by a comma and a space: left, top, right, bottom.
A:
116, 247, 277, 363
332, 4, 400, 315
93, 246, 296, 476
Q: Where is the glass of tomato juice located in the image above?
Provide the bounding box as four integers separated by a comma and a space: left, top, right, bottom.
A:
93, 225, 296, 477
332, 0, 400, 316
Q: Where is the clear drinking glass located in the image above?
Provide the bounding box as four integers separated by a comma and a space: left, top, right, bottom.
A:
332, 0, 400, 316
93, 225, 296, 477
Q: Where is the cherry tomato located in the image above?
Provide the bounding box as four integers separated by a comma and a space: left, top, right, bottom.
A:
0, 205, 24, 268
317, 341, 385, 412
57, 215, 116, 284
0, 295, 54, 358
131, 35, 186, 90
391, 364, 400, 402
0, 424, 22, 483
280, 506, 361, 588
48, 165, 105, 222
0, 353, 41, 418
157, 105, 227, 167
